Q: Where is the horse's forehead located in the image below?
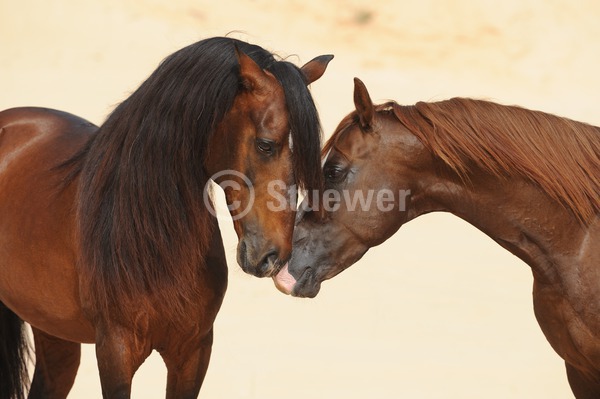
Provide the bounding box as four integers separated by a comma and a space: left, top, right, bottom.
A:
243, 87, 289, 140
336, 125, 371, 156
239, 74, 282, 108
255, 79, 286, 110
264, 91, 289, 125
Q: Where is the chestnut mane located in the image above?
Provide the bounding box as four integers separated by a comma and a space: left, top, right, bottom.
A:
325, 98, 600, 224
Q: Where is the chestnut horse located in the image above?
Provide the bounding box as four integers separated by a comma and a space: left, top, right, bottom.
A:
0, 37, 332, 398
275, 79, 600, 398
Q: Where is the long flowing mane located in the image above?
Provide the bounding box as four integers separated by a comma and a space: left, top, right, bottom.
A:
72, 37, 323, 321
326, 98, 600, 224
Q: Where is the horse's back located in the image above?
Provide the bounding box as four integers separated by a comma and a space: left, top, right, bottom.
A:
0, 107, 96, 172
0, 106, 96, 126
0, 106, 96, 148
0, 106, 97, 342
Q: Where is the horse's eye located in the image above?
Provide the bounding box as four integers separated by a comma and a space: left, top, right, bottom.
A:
324, 164, 347, 183
256, 139, 274, 156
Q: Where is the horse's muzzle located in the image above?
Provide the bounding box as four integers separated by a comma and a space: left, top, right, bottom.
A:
236, 238, 285, 278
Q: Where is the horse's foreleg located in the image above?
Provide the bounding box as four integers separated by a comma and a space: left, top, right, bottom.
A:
566, 362, 600, 399
95, 323, 152, 399
28, 327, 80, 399
160, 328, 214, 399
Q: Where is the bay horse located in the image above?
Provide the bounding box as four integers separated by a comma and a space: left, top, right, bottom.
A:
275, 78, 600, 398
0, 36, 332, 398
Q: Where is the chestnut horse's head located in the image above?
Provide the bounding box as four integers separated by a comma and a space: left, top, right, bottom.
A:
205, 44, 333, 278
275, 78, 427, 297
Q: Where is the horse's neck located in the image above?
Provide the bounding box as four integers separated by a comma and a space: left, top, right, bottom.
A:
413, 170, 590, 283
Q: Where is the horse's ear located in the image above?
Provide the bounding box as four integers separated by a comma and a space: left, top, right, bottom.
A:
353, 78, 374, 131
300, 55, 334, 85
235, 46, 270, 93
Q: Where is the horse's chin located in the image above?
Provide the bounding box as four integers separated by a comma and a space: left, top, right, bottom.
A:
292, 282, 321, 298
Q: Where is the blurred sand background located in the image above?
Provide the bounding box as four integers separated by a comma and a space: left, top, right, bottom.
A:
2, 0, 599, 397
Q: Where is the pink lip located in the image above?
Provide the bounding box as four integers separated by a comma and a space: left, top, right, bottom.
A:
272, 262, 296, 295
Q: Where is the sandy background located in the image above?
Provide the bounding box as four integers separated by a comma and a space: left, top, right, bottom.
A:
2, 0, 599, 397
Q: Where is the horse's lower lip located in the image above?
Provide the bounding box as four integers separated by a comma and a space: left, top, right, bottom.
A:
273, 262, 296, 294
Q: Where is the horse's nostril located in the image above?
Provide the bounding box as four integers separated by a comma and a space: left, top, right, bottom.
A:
258, 251, 279, 276
266, 252, 278, 265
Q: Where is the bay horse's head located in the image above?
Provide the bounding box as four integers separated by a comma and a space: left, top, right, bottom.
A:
205, 45, 333, 278
275, 79, 426, 296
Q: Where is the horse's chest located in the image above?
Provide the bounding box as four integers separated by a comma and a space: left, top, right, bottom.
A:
533, 279, 600, 371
